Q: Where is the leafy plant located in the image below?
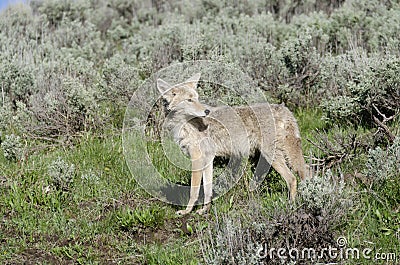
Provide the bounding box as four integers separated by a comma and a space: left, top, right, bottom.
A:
115, 205, 165, 231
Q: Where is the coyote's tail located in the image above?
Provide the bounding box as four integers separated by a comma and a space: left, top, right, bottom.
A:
283, 116, 311, 180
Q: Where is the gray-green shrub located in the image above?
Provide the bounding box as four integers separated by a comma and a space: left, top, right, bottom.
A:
48, 157, 75, 191
1, 134, 23, 161
366, 137, 400, 182
321, 57, 400, 126
298, 170, 352, 213
0, 0, 399, 142
364, 137, 400, 205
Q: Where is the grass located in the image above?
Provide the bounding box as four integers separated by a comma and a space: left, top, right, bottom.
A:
1, 107, 399, 264
0, 134, 202, 264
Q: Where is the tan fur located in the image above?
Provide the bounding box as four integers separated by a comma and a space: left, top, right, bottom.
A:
157, 73, 310, 215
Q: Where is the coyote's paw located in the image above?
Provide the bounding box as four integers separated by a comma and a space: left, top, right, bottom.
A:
176, 209, 191, 216
195, 208, 207, 215
195, 204, 210, 215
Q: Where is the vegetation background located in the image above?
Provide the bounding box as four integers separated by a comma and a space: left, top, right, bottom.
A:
0, 0, 399, 264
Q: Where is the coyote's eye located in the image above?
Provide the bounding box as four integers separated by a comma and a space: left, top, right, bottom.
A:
172, 93, 176, 96
187, 99, 193, 102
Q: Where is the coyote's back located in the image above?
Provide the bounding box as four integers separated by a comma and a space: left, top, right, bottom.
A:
205, 103, 309, 181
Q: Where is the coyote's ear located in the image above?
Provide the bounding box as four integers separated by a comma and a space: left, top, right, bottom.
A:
184, 73, 201, 89
157, 78, 171, 94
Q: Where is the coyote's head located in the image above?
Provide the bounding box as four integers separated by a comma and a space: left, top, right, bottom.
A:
157, 73, 210, 118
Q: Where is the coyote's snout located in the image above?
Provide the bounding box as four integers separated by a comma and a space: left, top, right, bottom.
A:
157, 73, 310, 215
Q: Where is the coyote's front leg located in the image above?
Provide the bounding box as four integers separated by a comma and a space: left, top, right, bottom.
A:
196, 162, 213, 215
176, 147, 203, 215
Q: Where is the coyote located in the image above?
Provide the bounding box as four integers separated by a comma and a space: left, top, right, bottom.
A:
157, 73, 310, 215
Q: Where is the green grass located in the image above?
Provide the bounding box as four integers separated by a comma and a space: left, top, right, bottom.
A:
0, 134, 201, 263
140, 242, 199, 265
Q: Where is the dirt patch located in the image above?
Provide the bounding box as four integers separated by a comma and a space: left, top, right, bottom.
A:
6, 248, 63, 265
